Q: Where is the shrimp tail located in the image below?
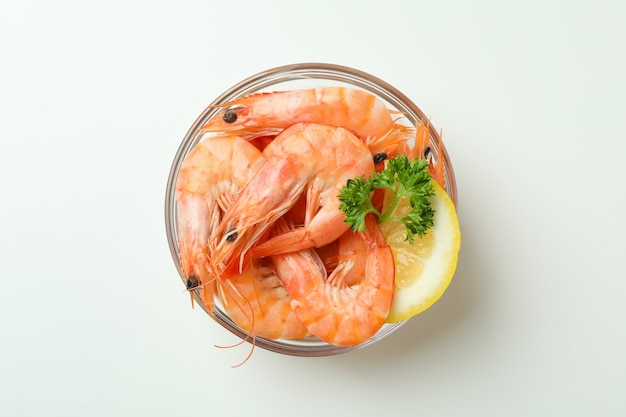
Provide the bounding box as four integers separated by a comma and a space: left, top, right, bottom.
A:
249, 228, 313, 258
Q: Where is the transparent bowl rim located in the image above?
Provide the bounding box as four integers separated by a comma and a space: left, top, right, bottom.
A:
164, 62, 457, 357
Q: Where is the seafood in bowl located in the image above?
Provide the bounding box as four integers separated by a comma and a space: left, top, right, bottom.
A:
164, 64, 460, 362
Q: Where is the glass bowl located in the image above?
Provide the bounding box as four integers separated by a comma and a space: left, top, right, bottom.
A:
164, 63, 457, 357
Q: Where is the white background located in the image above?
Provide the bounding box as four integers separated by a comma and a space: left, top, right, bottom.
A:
1, 0, 625, 416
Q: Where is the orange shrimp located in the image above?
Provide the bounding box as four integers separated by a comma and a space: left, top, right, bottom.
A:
430, 127, 445, 188
199, 87, 411, 158
217, 258, 309, 340
175, 134, 265, 313
271, 214, 395, 346
210, 123, 375, 277
400, 119, 446, 188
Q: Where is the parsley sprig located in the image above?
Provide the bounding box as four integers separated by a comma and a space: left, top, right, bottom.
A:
338, 155, 435, 244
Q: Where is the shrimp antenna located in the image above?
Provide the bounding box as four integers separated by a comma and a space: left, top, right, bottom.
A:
213, 279, 258, 368
213, 336, 256, 368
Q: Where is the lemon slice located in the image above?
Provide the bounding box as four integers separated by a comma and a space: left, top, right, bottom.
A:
379, 180, 461, 323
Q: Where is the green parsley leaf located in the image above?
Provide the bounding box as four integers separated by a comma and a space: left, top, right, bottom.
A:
338, 154, 435, 243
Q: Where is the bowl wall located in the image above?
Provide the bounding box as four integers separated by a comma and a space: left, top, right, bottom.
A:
164, 63, 457, 357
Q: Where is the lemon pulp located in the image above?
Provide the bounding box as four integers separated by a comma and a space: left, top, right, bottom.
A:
379, 180, 461, 323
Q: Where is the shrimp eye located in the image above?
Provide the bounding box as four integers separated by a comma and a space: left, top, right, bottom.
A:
373, 152, 387, 164
186, 276, 199, 290
225, 231, 238, 243
223, 111, 237, 123
424, 147, 432, 158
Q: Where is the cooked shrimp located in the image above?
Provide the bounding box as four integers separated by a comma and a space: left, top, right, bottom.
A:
175, 134, 265, 313
199, 87, 411, 157
217, 258, 309, 340
400, 119, 446, 188
211, 123, 375, 276
271, 214, 395, 346
430, 127, 446, 188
